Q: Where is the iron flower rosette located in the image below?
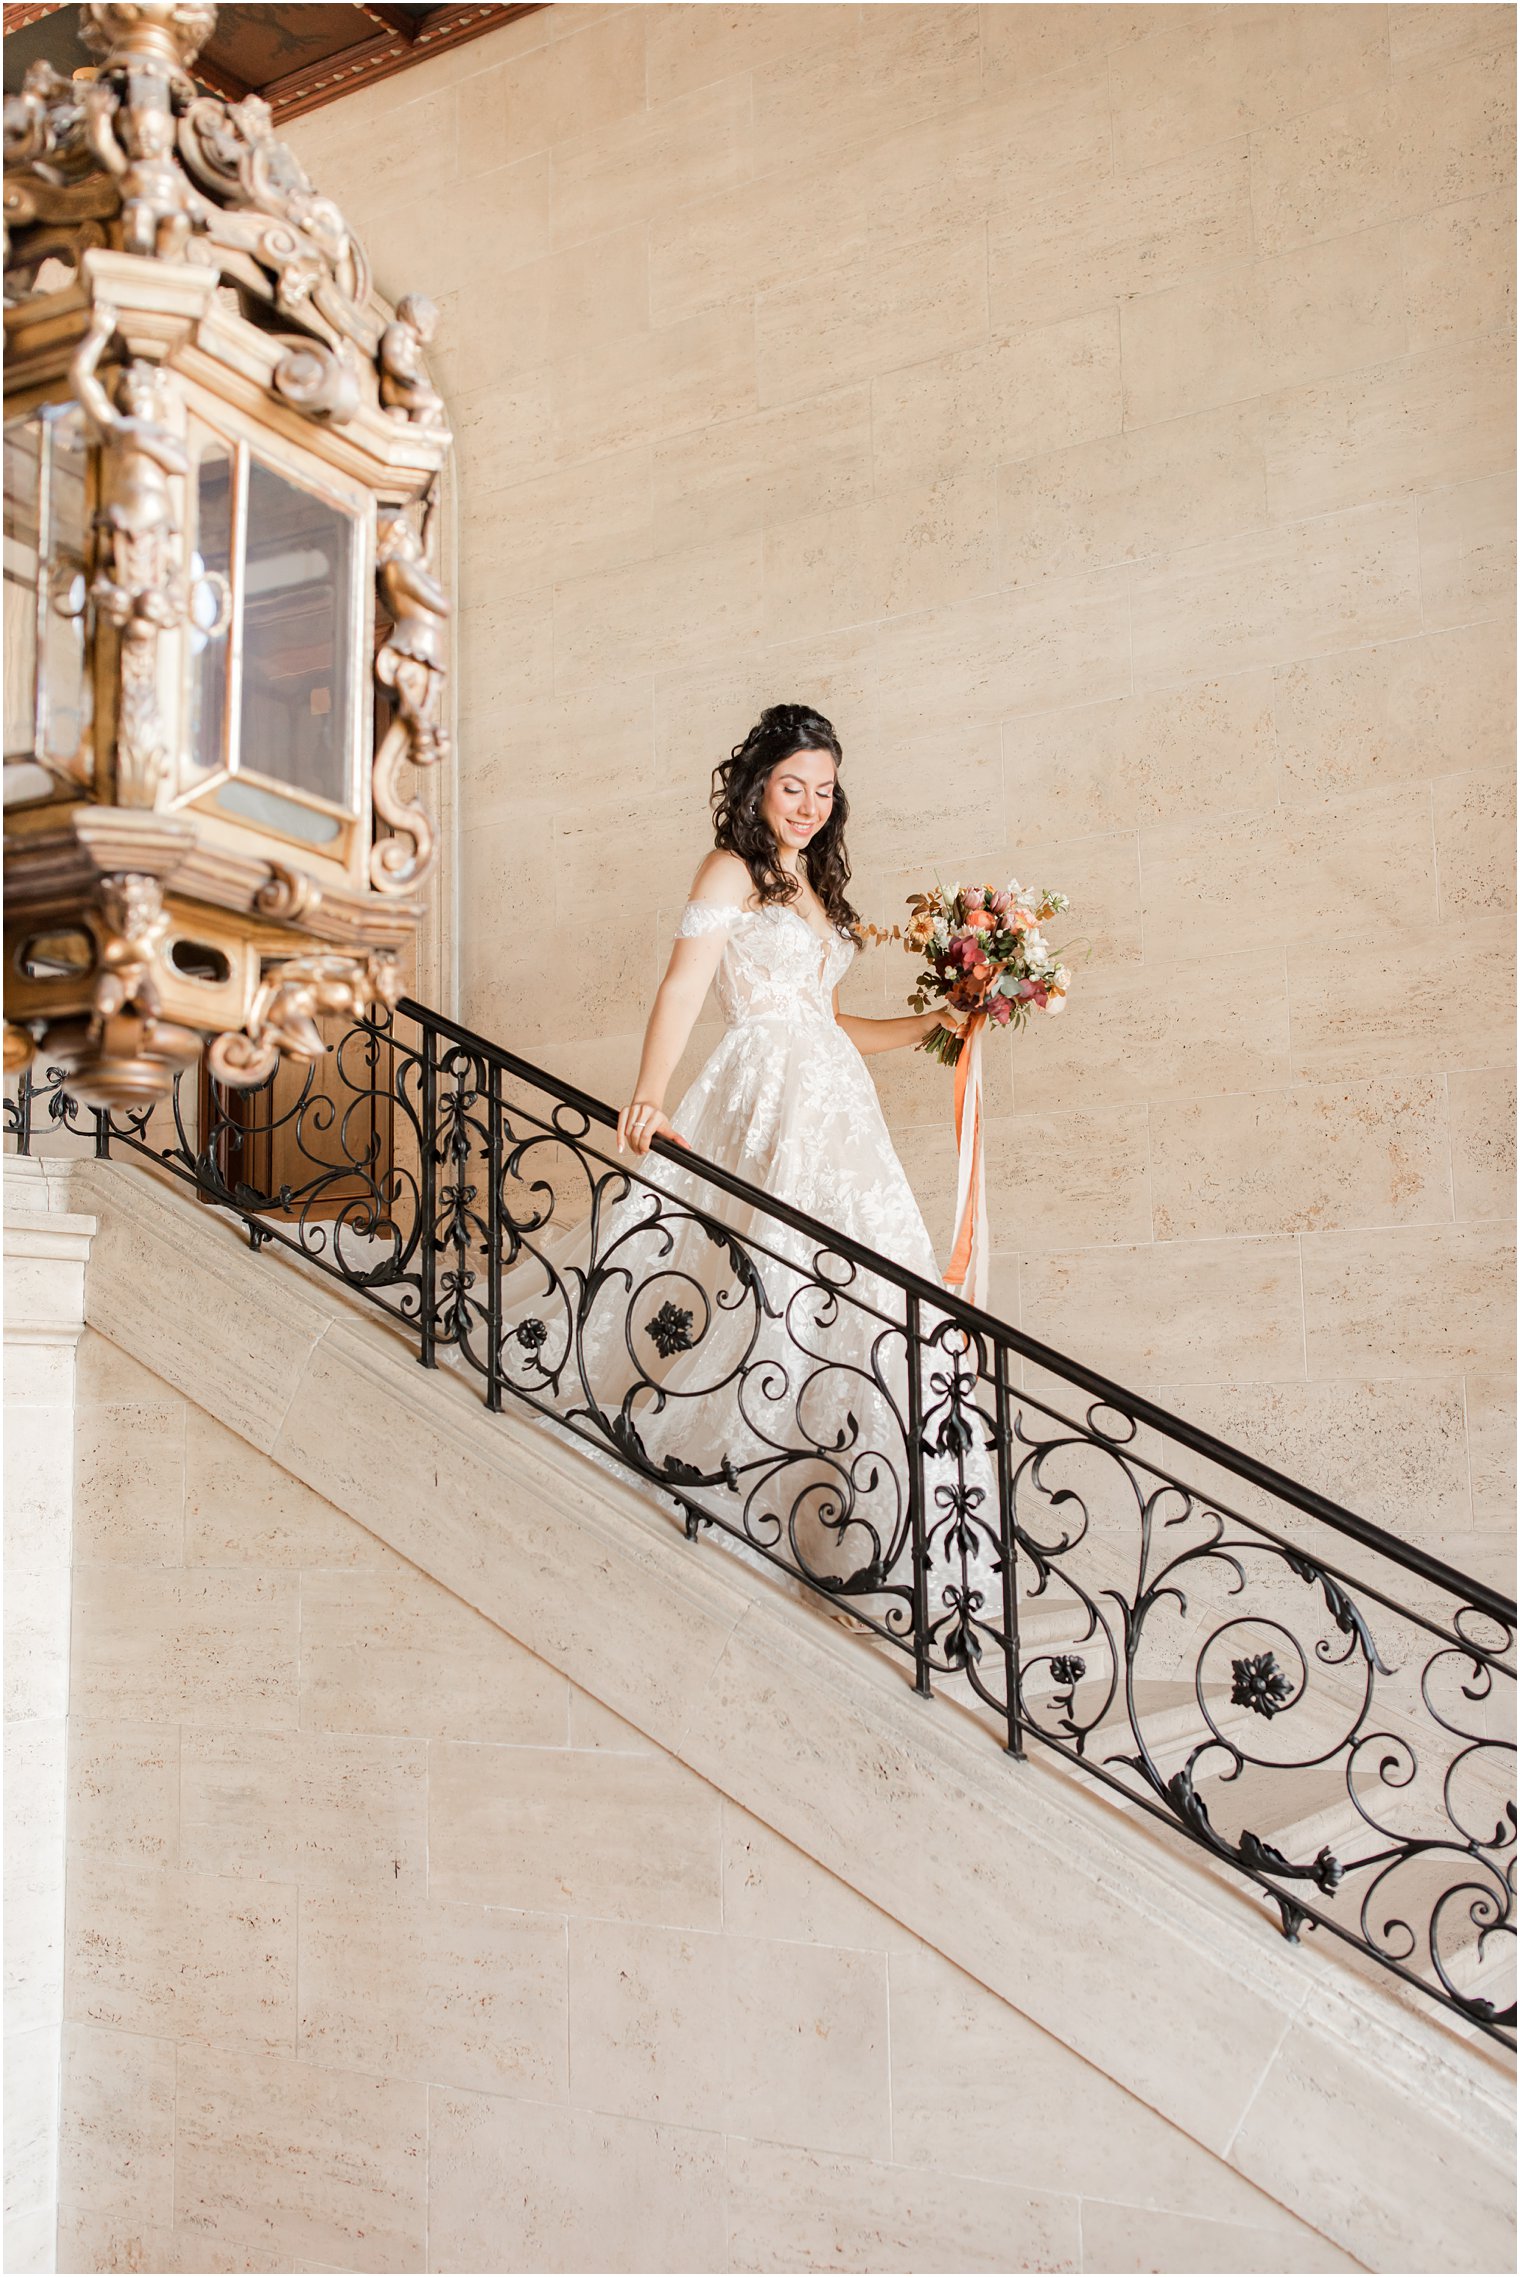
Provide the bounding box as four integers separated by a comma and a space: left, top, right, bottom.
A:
3, 0, 453, 1106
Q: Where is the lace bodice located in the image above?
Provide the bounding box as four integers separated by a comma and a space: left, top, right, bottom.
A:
675, 900, 855, 1029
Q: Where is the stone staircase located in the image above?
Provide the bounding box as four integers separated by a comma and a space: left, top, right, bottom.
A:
17, 1149, 1513, 2275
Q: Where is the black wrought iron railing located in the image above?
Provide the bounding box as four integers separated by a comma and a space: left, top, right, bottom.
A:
7, 996, 1515, 2044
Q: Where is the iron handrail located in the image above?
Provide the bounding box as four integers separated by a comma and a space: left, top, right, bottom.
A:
406, 997, 1515, 1630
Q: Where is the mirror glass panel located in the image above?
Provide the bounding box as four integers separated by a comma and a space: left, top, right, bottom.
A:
213, 776, 343, 845
3, 418, 40, 763
238, 456, 355, 811
41, 408, 91, 768
190, 441, 233, 774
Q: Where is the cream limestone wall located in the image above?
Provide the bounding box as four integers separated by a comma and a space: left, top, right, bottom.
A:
54, 1323, 1368, 2277
291, 5, 1515, 1572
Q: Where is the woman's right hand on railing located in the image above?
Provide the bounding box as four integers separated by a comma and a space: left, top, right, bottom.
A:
615, 1098, 691, 1156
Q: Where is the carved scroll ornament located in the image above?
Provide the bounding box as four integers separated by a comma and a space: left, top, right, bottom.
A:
206, 948, 401, 1088
4, 3, 448, 437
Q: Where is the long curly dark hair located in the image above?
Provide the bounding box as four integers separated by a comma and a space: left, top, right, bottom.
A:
711, 703, 860, 937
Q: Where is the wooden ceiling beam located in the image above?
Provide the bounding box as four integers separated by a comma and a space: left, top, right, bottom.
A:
354, 4, 422, 39
191, 49, 256, 102
2, 2, 545, 123
257, 27, 413, 115
261, 3, 542, 122
2, 3, 67, 33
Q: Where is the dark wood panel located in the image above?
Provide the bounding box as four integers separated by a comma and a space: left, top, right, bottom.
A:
3, 2, 546, 121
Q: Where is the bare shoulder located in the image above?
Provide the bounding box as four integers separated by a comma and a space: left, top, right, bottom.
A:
688, 849, 754, 909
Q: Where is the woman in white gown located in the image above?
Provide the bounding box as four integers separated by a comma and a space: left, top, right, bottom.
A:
498, 704, 1002, 1673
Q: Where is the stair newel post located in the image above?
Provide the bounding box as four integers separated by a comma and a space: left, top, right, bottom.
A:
11, 1069, 34, 1155
994, 1341, 1024, 1759
485, 1059, 503, 1413
418, 1019, 438, 1370
905, 1291, 933, 1699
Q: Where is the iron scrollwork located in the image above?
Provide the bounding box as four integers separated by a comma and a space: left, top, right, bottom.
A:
6, 1001, 1514, 2046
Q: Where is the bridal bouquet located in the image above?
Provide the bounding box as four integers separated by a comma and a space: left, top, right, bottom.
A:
901, 881, 1073, 1067
867, 878, 1073, 1310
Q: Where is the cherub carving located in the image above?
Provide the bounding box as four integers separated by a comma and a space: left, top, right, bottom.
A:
71, 301, 189, 800
375, 502, 451, 768
378, 294, 446, 428
91, 872, 168, 1032
371, 500, 451, 891
84, 76, 200, 259
72, 301, 187, 632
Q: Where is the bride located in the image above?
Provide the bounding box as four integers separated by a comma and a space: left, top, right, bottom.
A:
498, 703, 1001, 1668
615, 703, 959, 1265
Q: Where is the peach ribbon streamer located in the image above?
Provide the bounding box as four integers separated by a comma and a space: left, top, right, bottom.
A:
945, 1011, 988, 1311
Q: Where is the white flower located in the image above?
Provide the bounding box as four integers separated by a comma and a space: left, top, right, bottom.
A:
1054, 965, 1071, 990
1045, 994, 1065, 1015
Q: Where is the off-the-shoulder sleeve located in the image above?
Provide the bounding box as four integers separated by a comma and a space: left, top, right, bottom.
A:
674, 900, 741, 940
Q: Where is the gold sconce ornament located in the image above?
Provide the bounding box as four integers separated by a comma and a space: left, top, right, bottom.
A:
4, 0, 453, 1108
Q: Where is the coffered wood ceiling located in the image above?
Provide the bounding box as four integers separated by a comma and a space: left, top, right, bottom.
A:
3, 2, 545, 121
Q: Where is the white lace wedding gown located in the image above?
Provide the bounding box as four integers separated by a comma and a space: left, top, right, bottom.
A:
495, 897, 1004, 1671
